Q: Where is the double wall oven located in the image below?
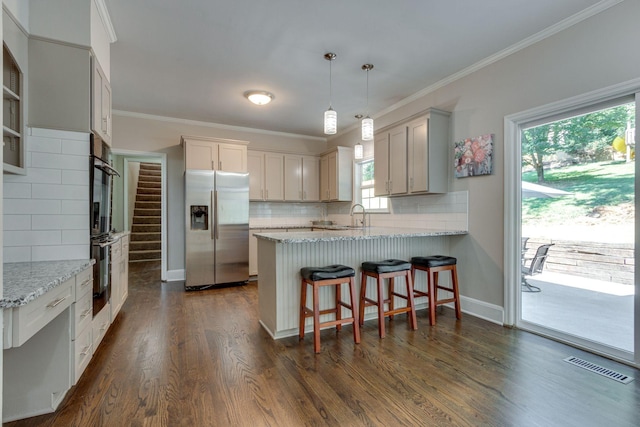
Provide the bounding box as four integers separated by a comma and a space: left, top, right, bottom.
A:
90, 136, 120, 316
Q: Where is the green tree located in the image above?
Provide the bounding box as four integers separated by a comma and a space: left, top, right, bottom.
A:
522, 103, 635, 182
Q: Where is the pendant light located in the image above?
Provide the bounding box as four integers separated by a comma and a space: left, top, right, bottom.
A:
361, 64, 374, 141
323, 53, 337, 135
354, 142, 364, 159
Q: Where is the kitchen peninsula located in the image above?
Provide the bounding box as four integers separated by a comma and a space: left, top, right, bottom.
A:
255, 227, 467, 339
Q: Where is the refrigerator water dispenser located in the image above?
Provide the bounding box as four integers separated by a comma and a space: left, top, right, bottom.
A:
190, 205, 208, 230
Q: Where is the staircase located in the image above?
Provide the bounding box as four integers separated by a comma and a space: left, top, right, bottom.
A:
129, 163, 162, 262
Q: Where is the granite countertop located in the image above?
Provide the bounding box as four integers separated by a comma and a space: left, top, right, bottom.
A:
254, 227, 468, 243
1, 259, 95, 308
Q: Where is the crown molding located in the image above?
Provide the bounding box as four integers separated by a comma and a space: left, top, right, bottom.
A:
113, 110, 327, 142
342, 0, 624, 136
94, 0, 117, 43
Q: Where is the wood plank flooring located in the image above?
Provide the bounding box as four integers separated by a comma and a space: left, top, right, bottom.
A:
6, 261, 640, 426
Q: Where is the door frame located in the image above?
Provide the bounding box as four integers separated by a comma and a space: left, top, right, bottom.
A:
112, 149, 168, 282
504, 77, 640, 367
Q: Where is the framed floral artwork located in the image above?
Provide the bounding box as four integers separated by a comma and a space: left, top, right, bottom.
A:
454, 134, 494, 178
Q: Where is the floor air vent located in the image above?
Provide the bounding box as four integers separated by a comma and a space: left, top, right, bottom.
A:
563, 356, 634, 384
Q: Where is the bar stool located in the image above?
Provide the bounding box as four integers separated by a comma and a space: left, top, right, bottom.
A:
299, 265, 361, 354
410, 255, 461, 325
359, 259, 417, 338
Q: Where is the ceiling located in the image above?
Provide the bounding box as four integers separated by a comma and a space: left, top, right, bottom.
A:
105, 0, 606, 139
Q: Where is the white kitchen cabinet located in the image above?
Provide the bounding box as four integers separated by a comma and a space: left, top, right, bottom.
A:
71, 267, 93, 385
374, 124, 408, 196
182, 135, 248, 172
110, 234, 130, 321
3, 43, 25, 174
374, 109, 450, 196
284, 154, 320, 202
248, 151, 284, 201
406, 109, 450, 194
320, 146, 353, 202
91, 56, 112, 145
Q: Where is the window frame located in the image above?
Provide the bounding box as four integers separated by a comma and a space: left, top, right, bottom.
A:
355, 157, 389, 213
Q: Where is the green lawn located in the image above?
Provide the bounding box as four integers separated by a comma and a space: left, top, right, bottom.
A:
522, 161, 635, 223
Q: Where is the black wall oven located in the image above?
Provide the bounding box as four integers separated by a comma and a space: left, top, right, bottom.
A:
90, 136, 120, 316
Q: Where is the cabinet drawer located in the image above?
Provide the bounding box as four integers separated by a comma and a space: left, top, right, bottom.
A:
73, 324, 93, 385
76, 267, 93, 300
92, 303, 111, 351
12, 278, 74, 347
72, 290, 93, 338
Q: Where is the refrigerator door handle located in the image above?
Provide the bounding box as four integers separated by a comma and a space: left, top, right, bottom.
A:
212, 190, 219, 240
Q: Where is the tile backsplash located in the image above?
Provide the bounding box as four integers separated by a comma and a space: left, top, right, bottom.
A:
3, 128, 90, 263
251, 191, 468, 231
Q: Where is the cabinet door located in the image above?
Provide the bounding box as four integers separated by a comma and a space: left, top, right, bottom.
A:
408, 118, 428, 193
219, 143, 247, 172
185, 140, 218, 170
327, 151, 338, 200
284, 155, 302, 201
320, 155, 329, 201
264, 153, 284, 201
92, 58, 111, 144
373, 133, 389, 196
389, 125, 408, 195
249, 229, 262, 276
302, 156, 320, 201
248, 151, 265, 200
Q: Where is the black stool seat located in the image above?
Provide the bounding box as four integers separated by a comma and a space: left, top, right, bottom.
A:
300, 265, 355, 281
362, 259, 411, 274
411, 255, 456, 268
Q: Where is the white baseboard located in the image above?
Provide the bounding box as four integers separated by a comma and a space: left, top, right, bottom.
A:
166, 269, 185, 282
459, 295, 504, 325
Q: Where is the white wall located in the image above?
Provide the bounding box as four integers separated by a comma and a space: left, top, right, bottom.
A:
330, 0, 640, 310
3, 128, 90, 262
111, 113, 327, 272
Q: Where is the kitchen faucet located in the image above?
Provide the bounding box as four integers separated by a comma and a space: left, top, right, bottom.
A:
350, 203, 368, 228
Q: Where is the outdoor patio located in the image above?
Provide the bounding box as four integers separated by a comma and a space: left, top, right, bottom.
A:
522, 271, 634, 353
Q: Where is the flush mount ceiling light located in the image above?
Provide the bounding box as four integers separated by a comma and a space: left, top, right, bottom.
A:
361, 64, 374, 141
244, 90, 274, 105
324, 52, 337, 135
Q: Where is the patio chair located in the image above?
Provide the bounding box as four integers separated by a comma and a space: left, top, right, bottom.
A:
521, 243, 554, 292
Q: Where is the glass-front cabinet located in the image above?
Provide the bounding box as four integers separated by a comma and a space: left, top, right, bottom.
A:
3, 43, 25, 174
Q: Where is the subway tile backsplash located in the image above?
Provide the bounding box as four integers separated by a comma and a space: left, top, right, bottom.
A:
251, 191, 468, 231
3, 128, 90, 263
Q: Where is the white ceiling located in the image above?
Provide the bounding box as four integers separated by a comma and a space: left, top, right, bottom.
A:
105, 0, 606, 138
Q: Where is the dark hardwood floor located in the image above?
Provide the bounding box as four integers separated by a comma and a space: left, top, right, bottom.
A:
6, 261, 640, 426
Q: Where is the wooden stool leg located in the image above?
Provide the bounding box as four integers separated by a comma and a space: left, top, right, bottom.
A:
451, 265, 462, 320
359, 271, 367, 326
428, 269, 437, 326
376, 274, 386, 338
388, 277, 395, 320
312, 283, 321, 353
349, 277, 361, 344
335, 282, 342, 332
299, 279, 307, 340
405, 271, 417, 330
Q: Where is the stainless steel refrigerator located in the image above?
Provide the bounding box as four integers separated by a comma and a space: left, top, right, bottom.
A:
185, 170, 249, 290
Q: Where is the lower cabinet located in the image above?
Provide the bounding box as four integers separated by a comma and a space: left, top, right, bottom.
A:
72, 267, 93, 385
110, 234, 130, 321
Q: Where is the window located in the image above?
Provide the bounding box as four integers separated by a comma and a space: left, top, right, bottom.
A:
357, 159, 388, 212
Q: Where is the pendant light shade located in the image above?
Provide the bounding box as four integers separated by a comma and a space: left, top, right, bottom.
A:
324, 53, 337, 135
361, 117, 374, 141
361, 64, 374, 141
324, 108, 337, 135
354, 142, 364, 160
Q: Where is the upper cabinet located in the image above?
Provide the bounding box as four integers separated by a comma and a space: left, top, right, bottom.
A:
284, 154, 320, 202
182, 136, 248, 173
374, 124, 408, 196
320, 146, 352, 202
248, 151, 285, 201
3, 43, 25, 174
374, 109, 450, 197
91, 57, 112, 145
